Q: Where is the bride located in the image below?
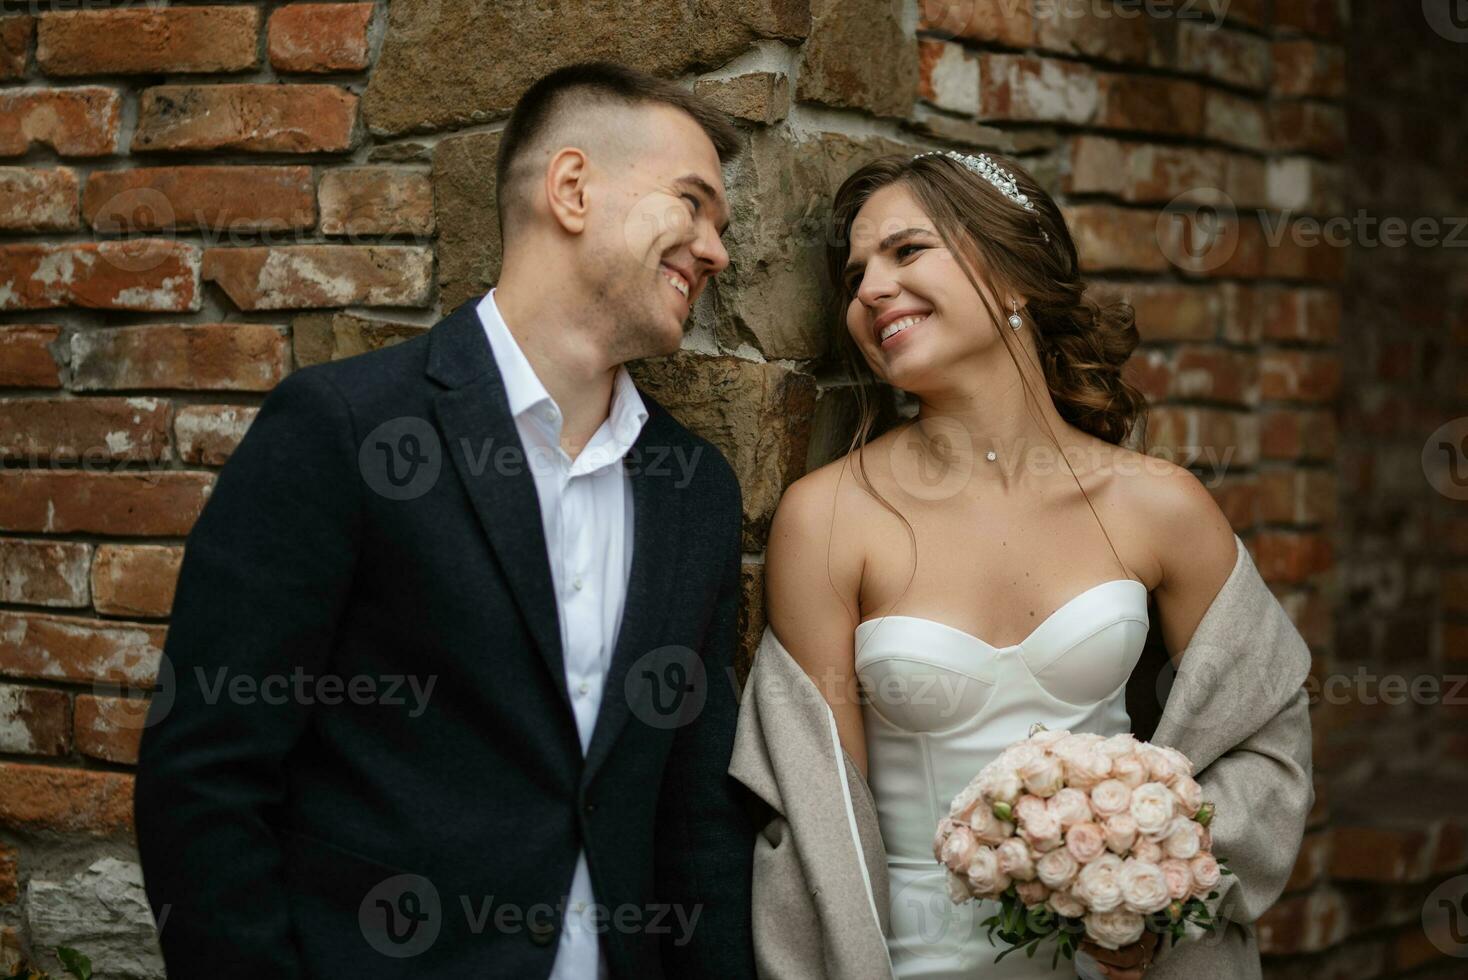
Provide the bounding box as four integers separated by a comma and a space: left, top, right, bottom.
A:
762, 150, 1240, 979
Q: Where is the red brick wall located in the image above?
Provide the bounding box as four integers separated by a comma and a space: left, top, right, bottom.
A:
0, 0, 1461, 975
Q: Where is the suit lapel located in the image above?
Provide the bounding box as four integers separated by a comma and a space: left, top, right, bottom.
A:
582, 407, 685, 784
427, 300, 568, 711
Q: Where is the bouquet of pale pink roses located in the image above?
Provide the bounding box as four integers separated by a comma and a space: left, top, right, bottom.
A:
933, 725, 1230, 969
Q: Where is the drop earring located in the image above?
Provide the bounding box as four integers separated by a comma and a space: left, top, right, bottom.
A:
1008, 301, 1023, 330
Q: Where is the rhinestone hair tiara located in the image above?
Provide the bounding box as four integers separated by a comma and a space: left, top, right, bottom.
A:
912, 149, 1049, 242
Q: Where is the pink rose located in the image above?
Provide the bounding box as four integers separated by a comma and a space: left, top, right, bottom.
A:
1102, 813, 1139, 854
1073, 853, 1124, 913
1100, 733, 1139, 758
1048, 788, 1093, 830
1036, 847, 1080, 891
1030, 727, 1069, 748
1172, 775, 1204, 816
946, 867, 973, 903
1062, 750, 1113, 790
1047, 889, 1086, 919
1132, 838, 1163, 864
933, 816, 956, 862
1019, 754, 1065, 798
940, 825, 978, 873
1159, 859, 1193, 901
1065, 821, 1107, 864
997, 837, 1037, 882
1118, 858, 1172, 914
968, 802, 1014, 846
1163, 816, 1202, 861
1189, 853, 1222, 896
966, 846, 1011, 898
1015, 879, 1051, 907
978, 767, 1024, 806
1090, 779, 1132, 819
1111, 754, 1148, 789
1084, 908, 1145, 950
1015, 794, 1048, 826
1129, 782, 1176, 836
1019, 808, 1063, 853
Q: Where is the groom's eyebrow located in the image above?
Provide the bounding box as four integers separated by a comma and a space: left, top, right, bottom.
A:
674, 174, 730, 235
843, 227, 932, 276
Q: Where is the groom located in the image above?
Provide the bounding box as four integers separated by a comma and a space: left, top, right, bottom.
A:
135, 62, 758, 980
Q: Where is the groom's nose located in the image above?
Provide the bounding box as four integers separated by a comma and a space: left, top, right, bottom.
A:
691, 223, 730, 278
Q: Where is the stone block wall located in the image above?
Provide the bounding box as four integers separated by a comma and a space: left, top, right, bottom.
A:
0, 1, 1461, 976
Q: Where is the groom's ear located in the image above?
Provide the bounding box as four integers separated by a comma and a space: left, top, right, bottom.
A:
543, 146, 592, 235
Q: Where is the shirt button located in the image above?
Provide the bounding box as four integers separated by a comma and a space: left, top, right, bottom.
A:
572, 576, 583, 591
577, 681, 589, 697
573, 901, 586, 913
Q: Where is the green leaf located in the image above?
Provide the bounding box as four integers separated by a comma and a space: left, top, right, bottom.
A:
55, 948, 91, 980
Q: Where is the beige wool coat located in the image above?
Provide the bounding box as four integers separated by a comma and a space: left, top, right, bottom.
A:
729, 534, 1314, 980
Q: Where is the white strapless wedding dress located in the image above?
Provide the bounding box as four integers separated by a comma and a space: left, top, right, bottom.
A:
855, 579, 1149, 979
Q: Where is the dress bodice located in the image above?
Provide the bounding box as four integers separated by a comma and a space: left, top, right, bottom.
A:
855, 579, 1150, 866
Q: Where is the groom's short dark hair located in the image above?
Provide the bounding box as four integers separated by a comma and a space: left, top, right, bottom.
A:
495, 61, 741, 239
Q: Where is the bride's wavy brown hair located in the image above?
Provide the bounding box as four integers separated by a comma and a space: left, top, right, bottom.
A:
825, 152, 1147, 577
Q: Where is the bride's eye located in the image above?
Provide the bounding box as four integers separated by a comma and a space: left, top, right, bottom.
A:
897, 243, 925, 260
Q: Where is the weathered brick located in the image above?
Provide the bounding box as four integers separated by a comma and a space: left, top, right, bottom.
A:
292, 311, 426, 367
173, 404, 258, 466
0, 396, 171, 463
1158, 207, 1266, 279
0, 16, 31, 81
1096, 282, 1219, 342
91, 544, 182, 619
1261, 350, 1342, 402
0, 87, 120, 157
1269, 100, 1346, 155
0, 762, 133, 837
1176, 22, 1270, 91
0, 538, 90, 607
1272, 39, 1345, 98
1033, 1, 1160, 67
1222, 153, 1268, 210
1255, 887, 1348, 953
319, 168, 434, 237
1203, 89, 1270, 152
1266, 157, 1345, 214
1259, 468, 1337, 524
269, 3, 374, 73
1274, 0, 1341, 38
628, 351, 815, 551
1064, 137, 1224, 204
1259, 217, 1347, 281
0, 470, 212, 536
1062, 204, 1170, 273
1260, 408, 1336, 461
73, 694, 147, 765
1122, 347, 1171, 401
1171, 345, 1259, 406
1260, 288, 1340, 344
917, 40, 979, 116
1145, 405, 1259, 469
36, 6, 258, 76
0, 241, 200, 312
1206, 473, 1258, 531
1096, 74, 1204, 136
203, 245, 433, 310
1254, 530, 1331, 583
70, 323, 288, 392
0, 325, 62, 388
84, 166, 315, 234
978, 53, 1099, 124
0, 611, 163, 687
0, 167, 78, 231
919, 0, 1033, 46
134, 84, 359, 154
693, 71, 790, 125
0, 684, 69, 756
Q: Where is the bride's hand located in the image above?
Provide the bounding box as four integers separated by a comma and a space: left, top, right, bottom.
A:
1078, 929, 1158, 978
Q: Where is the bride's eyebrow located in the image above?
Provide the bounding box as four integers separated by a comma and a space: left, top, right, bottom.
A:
843, 226, 935, 278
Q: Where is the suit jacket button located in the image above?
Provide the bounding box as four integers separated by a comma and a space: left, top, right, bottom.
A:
529, 921, 556, 946
584, 802, 596, 814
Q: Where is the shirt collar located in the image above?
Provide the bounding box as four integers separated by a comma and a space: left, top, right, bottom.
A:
476, 288, 649, 456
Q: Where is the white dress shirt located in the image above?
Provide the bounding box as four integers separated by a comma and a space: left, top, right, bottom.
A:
476, 289, 647, 979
